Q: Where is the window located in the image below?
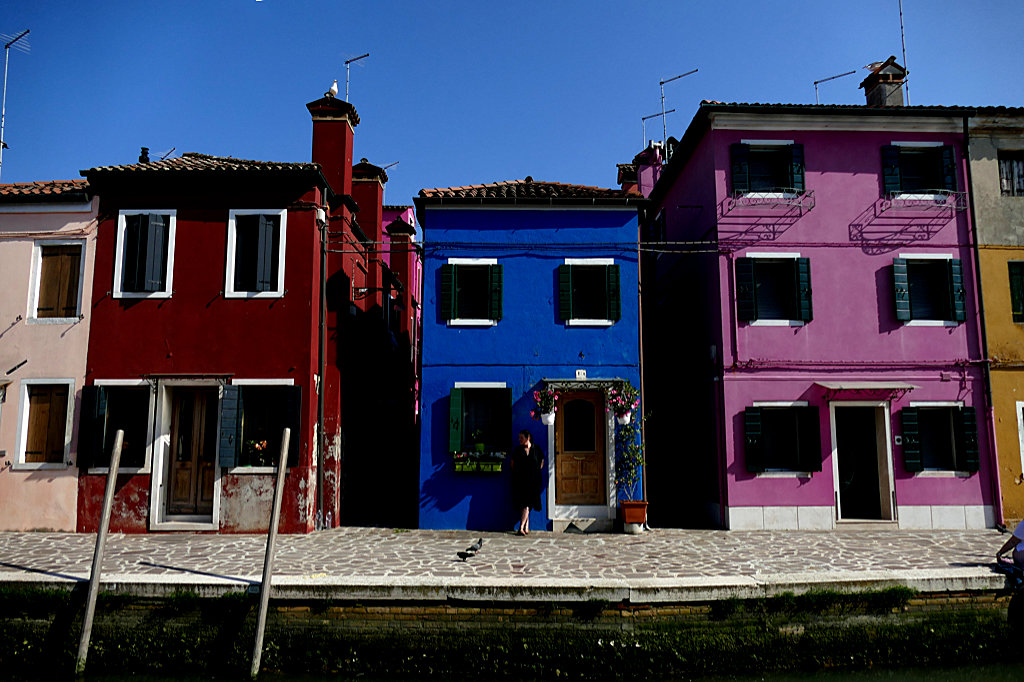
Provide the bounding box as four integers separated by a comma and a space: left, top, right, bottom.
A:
893, 257, 965, 323
448, 386, 511, 454
33, 242, 83, 320
881, 145, 956, 196
730, 142, 805, 195
225, 209, 287, 297
901, 405, 978, 472
743, 404, 821, 473
999, 152, 1024, 197
439, 259, 502, 325
114, 210, 176, 298
219, 384, 302, 469
1010, 262, 1024, 323
18, 381, 73, 466
79, 385, 151, 469
736, 255, 812, 324
558, 259, 621, 325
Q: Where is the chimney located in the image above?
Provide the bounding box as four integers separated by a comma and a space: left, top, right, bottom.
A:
618, 141, 664, 197
352, 159, 388, 309
859, 56, 907, 107
306, 92, 361, 197
138, 147, 150, 163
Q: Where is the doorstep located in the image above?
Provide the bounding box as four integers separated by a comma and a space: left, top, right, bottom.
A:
836, 519, 899, 531
552, 517, 613, 533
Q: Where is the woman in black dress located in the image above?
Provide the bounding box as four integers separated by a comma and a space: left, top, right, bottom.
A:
510, 429, 543, 535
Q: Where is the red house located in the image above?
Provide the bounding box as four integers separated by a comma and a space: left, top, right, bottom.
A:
76, 92, 415, 533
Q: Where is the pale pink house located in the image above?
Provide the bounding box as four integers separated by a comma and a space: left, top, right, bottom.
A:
643, 93, 995, 530
0, 180, 97, 530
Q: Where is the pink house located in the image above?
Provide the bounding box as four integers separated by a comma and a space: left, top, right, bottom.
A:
644, 90, 995, 530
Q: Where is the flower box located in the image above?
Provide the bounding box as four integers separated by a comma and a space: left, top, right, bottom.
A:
452, 451, 504, 473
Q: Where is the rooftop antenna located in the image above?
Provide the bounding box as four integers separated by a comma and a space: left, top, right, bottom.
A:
641, 109, 674, 149
813, 70, 856, 104
382, 161, 399, 171
659, 68, 697, 152
344, 53, 369, 101
898, 0, 910, 104
158, 147, 176, 161
0, 29, 30, 182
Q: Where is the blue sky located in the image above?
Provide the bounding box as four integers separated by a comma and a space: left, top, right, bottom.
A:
2, 1, 1022, 204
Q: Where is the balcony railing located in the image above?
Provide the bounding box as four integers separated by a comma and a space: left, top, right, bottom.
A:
882, 189, 967, 212
724, 188, 815, 214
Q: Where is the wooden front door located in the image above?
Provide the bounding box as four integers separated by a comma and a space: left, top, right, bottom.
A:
167, 388, 218, 516
555, 391, 606, 506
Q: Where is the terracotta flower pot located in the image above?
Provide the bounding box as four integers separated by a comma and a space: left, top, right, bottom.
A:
618, 500, 647, 525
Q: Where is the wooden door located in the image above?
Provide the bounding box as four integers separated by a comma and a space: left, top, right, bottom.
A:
555, 391, 606, 505
168, 388, 218, 516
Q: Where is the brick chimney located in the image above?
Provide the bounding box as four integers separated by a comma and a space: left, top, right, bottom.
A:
352, 159, 388, 310
618, 141, 664, 197
860, 56, 907, 107
306, 93, 361, 196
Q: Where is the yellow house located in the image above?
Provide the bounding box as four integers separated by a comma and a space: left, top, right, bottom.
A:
970, 108, 1024, 524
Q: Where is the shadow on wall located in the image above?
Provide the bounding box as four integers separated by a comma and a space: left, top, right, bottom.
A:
849, 198, 958, 255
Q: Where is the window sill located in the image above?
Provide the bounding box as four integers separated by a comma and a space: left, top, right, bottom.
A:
224, 291, 285, 299
903, 320, 959, 327
228, 466, 279, 474
11, 462, 70, 471
447, 319, 498, 327
26, 316, 83, 325
88, 467, 150, 475
755, 471, 813, 478
914, 470, 974, 478
566, 319, 615, 327
740, 191, 800, 200
113, 291, 172, 299
748, 319, 806, 327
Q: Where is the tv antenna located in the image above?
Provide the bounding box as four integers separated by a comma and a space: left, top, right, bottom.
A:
659, 68, 697, 151
344, 53, 369, 101
641, 109, 674, 149
898, 0, 910, 104
382, 161, 399, 171
0, 29, 30, 182
813, 70, 856, 104
158, 147, 176, 161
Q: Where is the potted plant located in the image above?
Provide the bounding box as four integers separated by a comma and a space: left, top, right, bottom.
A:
607, 380, 640, 425
615, 413, 647, 533
530, 387, 560, 426
470, 429, 486, 453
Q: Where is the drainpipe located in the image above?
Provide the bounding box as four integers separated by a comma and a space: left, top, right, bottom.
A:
317, 198, 327, 528
636, 207, 648, 505
963, 113, 1004, 526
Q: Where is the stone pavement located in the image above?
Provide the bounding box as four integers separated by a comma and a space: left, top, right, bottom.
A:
0, 527, 1013, 603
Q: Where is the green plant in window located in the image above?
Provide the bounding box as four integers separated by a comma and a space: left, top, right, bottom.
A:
470, 429, 486, 453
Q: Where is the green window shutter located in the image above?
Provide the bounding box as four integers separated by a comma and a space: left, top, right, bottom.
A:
901, 408, 923, 472
795, 257, 813, 322
950, 259, 966, 323
558, 264, 573, 321
1009, 263, 1024, 323
78, 386, 106, 469
730, 143, 750, 194
218, 385, 241, 469
439, 264, 455, 320
736, 258, 757, 322
489, 264, 503, 321
789, 144, 805, 192
956, 406, 980, 472
893, 258, 911, 321
448, 388, 464, 453
283, 385, 303, 468
144, 213, 168, 292
744, 407, 764, 473
941, 146, 957, 191
606, 264, 621, 322
881, 146, 902, 195
798, 406, 822, 472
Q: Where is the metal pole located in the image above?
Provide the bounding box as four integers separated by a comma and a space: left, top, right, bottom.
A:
250, 427, 291, 680
75, 429, 123, 677
899, 0, 910, 105
658, 69, 698, 152
0, 29, 29, 181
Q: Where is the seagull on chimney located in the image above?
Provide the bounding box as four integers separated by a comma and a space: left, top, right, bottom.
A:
327, 80, 339, 98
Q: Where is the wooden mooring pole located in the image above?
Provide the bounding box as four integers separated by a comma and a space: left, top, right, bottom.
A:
75, 429, 123, 677
250, 427, 291, 680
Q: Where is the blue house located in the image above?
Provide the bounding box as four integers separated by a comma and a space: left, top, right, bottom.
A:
414, 179, 646, 531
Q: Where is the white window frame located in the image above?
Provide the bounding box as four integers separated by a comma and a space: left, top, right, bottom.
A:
563, 257, 617, 327
898, 253, 958, 327
27, 239, 86, 324
743, 252, 806, 327
113, 209, 177, 299
446, 257, 499, 327
227, 378, 296, 474
907, 400, 970, 476
14, 378, 75, 470
87, 379, 155, 475
224, 208, 288, 299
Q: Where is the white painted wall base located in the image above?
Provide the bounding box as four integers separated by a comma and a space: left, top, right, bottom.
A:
897, 505, 995, 530
725, 506, 834, 530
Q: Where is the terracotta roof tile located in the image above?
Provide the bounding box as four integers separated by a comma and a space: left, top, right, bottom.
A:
419, 178, 634, 200
699, 100, 1024, 114
0, 179, 90, 202
83, 152, 320, 176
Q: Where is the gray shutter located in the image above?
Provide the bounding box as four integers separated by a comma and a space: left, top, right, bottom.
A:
901, 408, 922, 472
744, 407, 764, 473
558, 264, 572, 321
798, 406, 822, 472
730, 144, 750, 194
736, 258, 756, 322
283, 385, 302, 468
440, 265, 455, 320
789, 144, 805, 192
956, 406, 979, 472
881, 146, 902, 195
941, 146, 957, 191
950, 259, 966, 323
606, 264, 621, 322
256, 214, 276, 292
448, 388, 463, 453
489, 264, 503, 321
144, 213, 167, 292
219, 385, 241, 469
893, 258, 912, 321
795, 258, 812, 322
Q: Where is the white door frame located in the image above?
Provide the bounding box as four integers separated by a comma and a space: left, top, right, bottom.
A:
829, 400, 896, 522
148, 380, 223, 531
546, 387, 617, 522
